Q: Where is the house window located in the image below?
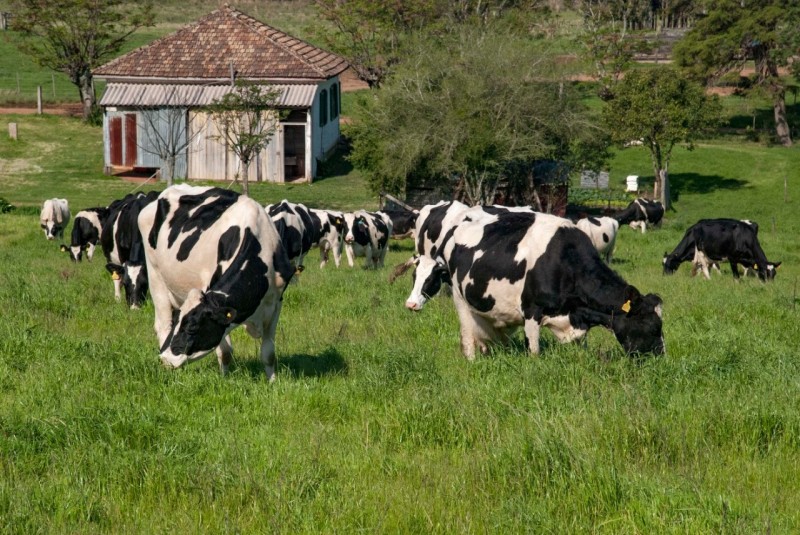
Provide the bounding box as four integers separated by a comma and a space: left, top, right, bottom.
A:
319, 89, 328, 127
330, 83, 339, 119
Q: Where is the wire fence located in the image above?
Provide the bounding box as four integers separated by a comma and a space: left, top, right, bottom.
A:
0, 72, 103, 104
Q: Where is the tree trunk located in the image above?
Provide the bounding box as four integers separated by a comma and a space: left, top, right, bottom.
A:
78, 73, 95, 122
164, 155, 175, 187
659, 168, 670, 210
241, 161, 250, 196
772, 91, 792, 147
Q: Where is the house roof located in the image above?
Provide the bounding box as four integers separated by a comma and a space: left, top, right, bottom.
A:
93, 4, 349, 82
99, 82, 318, 108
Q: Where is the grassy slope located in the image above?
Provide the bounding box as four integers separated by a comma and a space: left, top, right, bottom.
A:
1, 112, 800, 532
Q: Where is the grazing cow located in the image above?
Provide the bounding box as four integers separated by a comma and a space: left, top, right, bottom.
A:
308, 208, 345, 268
266, 200, 314, 272
101, 191, 159, 308
380, 208, 419, 240
139, 185, 294, 379
575, 216, 619, 263
343, 210, 393, 268
61, 207, 109, 262
405, 210, 665, 358
663, 218, 780, 281
615, 198, 664, 233
40, 198, 70, 240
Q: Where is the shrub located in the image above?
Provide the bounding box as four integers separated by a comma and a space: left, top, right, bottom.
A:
0, 198, 15, 213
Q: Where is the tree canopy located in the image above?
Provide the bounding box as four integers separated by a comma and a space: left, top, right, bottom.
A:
11, 0, 154, 122
346, 27, 599, 205
603, 66, 721, 208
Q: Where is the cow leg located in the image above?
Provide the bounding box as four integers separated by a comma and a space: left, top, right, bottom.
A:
319, 242, 330, 268
452, 291, 477, 359
147, 266, 174, 351
113, 277, 122, 302
216, 334, 233, 375
332, 242, 342, 268
260, 302, 282, 382
86, 243, 95, 261
523, 318, 541, 354
345, 243, 355, 268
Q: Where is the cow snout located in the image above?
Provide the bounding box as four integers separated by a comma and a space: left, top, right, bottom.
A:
405, 300, 421, 311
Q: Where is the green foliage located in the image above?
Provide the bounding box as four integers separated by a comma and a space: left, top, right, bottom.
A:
346, 28, 590, 203
0, 198, 15, 213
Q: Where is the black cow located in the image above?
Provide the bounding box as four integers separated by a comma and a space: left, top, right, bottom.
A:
139, 185, 294, 379
663, 218, 780, 281
615, 198, 664, 233
405, 210, 664, 358
61, 207, 109, 262
380, 208, 419, 240
101, 191, 159, 308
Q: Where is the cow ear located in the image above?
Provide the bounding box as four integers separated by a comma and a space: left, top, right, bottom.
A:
60, 244, 68, 252
622, 286, 642, 311
774, 262, 782, 269
106, 263, 123, 278
216, 307, 237, 325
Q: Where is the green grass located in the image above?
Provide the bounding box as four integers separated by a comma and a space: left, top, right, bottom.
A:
1, 111, 800, 531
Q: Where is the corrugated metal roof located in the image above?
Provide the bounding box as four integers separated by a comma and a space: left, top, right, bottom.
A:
99, 83, 317, 108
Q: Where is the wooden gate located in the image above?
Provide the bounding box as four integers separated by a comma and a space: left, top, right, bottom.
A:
109, 117, 123, 166
124, 114, 137, 166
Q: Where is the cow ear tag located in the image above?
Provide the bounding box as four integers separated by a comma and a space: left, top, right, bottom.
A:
226, 312, 232, 319
111, 271, 120, 281
753, 264, 758, 270
336, 218, 341, 224
621, 300, 631, 313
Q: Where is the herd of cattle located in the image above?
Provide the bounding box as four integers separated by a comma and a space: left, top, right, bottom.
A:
37, 187, 780, 379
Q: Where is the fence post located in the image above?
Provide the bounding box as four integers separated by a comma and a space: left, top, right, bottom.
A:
37, 86, 42, 114
8, 123, 18, 140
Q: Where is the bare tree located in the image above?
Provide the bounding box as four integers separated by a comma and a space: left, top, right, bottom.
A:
135, 87, 206, 186
205, 82, 284, 196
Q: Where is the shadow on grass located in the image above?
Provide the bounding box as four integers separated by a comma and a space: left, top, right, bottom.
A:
241, 346, 348, 379
670, 172, 748, 199
389, 240, 415, 253
312, 147, 354, 183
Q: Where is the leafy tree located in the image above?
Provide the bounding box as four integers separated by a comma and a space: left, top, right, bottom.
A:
10, 0, 154, 122
346, 28, 590, 206
205, 83, 284, 197
603, 66, 721, 209
673, 0, 800, 146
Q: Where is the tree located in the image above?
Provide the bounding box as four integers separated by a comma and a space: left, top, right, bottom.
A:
346, 28, 590, 206
673, 0, 800, 146
205, 82, 284, 197
135, 87, 207, 187
603, 66, 721, 209
11, 0, 154, 122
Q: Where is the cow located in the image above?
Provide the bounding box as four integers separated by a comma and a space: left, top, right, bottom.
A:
138, 185, 294, 379
308, 208, 345, 268
662, 218, 780, 281
380, 208, 419, 240
61, 207, 109, 262
343, 210, 393, 268
404, 210, 665, 358
266, 200, 314, 273
415, 200, 470, 256
575, 216, 619, 263
615, 198, 664, 233
40, 198, 70, 240
101, 191, 159, 308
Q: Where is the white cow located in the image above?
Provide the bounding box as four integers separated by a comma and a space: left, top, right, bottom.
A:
576, 216, 619, 263
40, 198, 70, 240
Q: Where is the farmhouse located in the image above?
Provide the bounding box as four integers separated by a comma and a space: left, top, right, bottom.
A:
93, 4, 349, 183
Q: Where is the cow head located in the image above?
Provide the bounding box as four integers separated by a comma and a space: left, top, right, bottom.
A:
41, 221, 62, 240
344, 213, 370, 246
610, 287, 665, 355
106, 261, 149, 309
159, 289, 237, 368
662, 252, 681, 275
62, 243, 93, 262
755, 261, 781, 281
405, 255, 450, 311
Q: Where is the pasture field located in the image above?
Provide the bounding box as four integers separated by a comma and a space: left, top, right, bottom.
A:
2, 113, 800, 532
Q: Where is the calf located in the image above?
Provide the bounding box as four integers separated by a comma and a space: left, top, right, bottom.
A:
405, 210, 664, 358
380, 208, 419, 240
101, 191, 159, 308
266, 200, 314, 272
308, 208, 345, 268
663, 218, 779, 281
40, 198, 70, 240
343, 210, 393, 268
61, 207, 109, 262
575, 216, 619, 263
139, 185, 294, 379
615, 198, 664, 233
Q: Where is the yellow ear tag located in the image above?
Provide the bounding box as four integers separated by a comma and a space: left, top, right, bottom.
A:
753, 264, 758, 270
111, 272, 120, 281
336, 218, 342, 225
226, 312, 232, 319
621, 300, 631, 313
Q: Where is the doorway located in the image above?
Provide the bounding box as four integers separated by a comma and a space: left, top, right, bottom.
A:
283, 125, 305, 181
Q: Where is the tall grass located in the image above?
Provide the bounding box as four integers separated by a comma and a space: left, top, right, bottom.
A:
1, 110, 800, 531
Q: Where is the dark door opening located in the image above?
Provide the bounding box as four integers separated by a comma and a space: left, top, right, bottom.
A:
110, 117, 123, 166
124, 113, 137, 167
284, 125, 305, 181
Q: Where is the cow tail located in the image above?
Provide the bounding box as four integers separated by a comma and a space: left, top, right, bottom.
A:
389, 257, 415, 284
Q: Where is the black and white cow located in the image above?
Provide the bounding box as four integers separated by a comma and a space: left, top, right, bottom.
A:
61, 207, 109, 262
380, 208, 419, 240
576, 216, 619, 263
308, 208, 345, 268
343, 210, 393, 268
40, 198, 70, 240
139, 185, 294, 379
663, 218, 780, 281
615, 198, 664, 233
405, 210, 665, 358
101, 191, 159, 308
414, 200, 470, 256
266, 200, 314, 273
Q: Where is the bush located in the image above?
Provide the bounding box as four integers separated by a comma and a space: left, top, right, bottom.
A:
0, 198, 15, 213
